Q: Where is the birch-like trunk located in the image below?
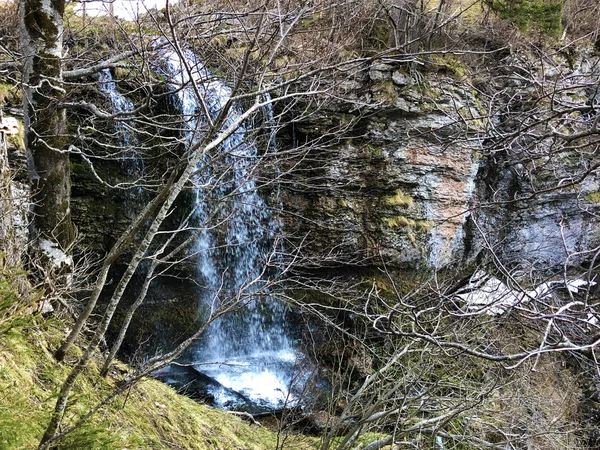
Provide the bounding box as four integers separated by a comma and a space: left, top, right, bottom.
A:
21, 0, 74, 251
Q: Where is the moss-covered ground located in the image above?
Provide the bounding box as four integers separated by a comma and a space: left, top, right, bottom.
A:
0, 271, 317, 450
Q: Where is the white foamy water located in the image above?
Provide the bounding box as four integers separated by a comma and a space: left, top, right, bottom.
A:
98, 69, 144, 176
154, 44, 301, 410
201, 351, 298, 408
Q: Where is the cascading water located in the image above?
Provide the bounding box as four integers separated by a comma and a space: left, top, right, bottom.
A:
153, 46, 306, 411
98, 69, 144, 176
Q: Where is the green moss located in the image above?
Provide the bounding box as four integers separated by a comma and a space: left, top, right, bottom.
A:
383, 189, 413, 207
0, 313, 318, 449
365, 144, 384, 159
585, 191, 600, 203
414, 220, 433, 232
0, 258, 35, 334
382, 216, 433, 231
430, 54, 467, 78
373, 81, 398, 103
70, 161, 89, 176
422, 82, 442, 100
331, 431, 389, 449
23, 4, 60, 45
382, 215, 413, 228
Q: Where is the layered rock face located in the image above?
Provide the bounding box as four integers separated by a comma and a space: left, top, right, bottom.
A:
280, 51, 600, 273
59, 46, 600, 276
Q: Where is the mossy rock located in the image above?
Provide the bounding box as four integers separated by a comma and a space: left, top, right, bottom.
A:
381, 215, 433, 232
383, 189, 413, 208
372, 81, 399, 103
429, 54, 467, 78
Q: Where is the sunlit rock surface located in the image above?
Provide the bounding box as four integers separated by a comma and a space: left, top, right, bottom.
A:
281, 54, 600, 273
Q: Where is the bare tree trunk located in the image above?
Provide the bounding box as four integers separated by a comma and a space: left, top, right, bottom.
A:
0, 132, 17, 266
20, 0, 74, 251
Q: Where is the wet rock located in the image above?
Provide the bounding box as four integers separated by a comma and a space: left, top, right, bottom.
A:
153, 364, 255, 411
338, 80, 363, 92
307, 410, 333, 430
282, 77, 482, 270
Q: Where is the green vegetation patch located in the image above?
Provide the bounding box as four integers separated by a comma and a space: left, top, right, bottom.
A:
366, 144, 384, 159
430, 54, 467, 78
383, 189, 413, 207
0, 257, 35, 334
585, 191, 600, 203
0, 294, 317, 449
484, 0, 562, 37
373, 81, 399, 103
382, 215, 433, 232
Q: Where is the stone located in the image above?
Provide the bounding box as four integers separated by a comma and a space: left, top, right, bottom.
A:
392, 70, 411, 86
338, 80, 362, 92
369, 63, 394, 82
39, 299, 54, 315
304, 410, 337, 433
282, 57, 600, 273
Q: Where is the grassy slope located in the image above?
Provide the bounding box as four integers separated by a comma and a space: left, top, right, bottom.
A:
0, 313, 316, 450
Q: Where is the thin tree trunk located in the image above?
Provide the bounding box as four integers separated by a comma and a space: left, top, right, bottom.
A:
54, 176, 175, 361
100, 217, 200, 376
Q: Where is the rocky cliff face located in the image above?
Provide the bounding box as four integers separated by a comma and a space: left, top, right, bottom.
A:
48, 44, 600, 278
280, 49, 600, 274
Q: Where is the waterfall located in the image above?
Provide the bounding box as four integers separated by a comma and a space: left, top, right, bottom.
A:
154, 46, 302, 410
98, 69, 143, 176
99, 69, 134, 146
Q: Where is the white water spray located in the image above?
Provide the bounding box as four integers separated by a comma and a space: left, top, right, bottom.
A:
155, 45, 300, 410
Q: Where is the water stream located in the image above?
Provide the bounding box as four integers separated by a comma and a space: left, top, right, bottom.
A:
150, 46, 305, 411
98, 48, 312, 412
